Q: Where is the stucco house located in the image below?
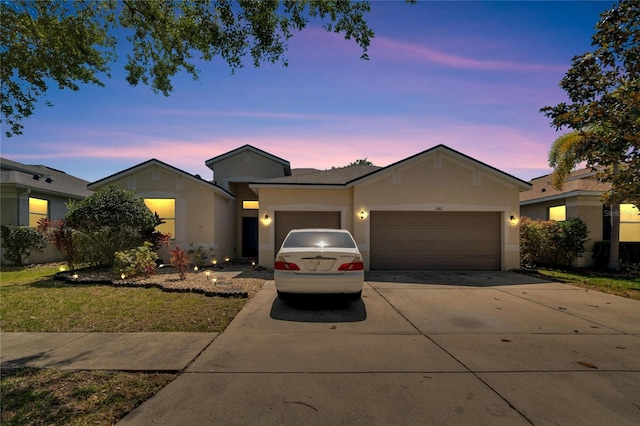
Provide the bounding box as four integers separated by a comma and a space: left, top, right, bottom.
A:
89, 144, 530, 271
520, 167, 640, 266
1, 157, 93, 263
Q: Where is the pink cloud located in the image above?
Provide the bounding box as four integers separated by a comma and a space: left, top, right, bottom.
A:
371, 36, 566, 73
288, 26, 565, 73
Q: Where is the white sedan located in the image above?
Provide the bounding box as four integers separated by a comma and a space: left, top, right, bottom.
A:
274, 229, 364, 299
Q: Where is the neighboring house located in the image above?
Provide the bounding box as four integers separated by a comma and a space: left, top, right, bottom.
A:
520, 167, 640, 266
1, 157, 93, 263
89, 144, 530, 271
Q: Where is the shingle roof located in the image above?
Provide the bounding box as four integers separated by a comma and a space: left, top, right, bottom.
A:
252, 144, 531, 190
0, 157, 92, 198
255, 164, 382, 185
87, 158, 235, 198
520, 167, 610, 203
205, 144, 292, 175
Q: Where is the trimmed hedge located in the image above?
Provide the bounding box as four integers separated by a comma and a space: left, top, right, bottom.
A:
520, 217, 589, 268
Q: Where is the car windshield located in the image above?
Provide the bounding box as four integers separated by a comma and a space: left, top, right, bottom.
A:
283, 231, 356, 249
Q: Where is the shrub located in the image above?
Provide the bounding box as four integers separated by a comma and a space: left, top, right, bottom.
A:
66, 185, 156, 266
556, 218, 590, 266
520, 217, 589, 268
114, 242, 157, 278
169, 246, 191, 280
0, 225, 46, 266
37, 218, 78, 271
187, 245, 214, 268
592, 241, 640, 271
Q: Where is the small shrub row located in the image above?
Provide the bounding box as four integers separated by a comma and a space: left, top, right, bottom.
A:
520, 217, 589, 268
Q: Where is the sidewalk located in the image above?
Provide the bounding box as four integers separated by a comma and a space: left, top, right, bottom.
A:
1, 332, 217, 371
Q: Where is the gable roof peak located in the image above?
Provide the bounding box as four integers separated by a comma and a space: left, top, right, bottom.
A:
87, 158, 234, 198
205, 145, 291, 174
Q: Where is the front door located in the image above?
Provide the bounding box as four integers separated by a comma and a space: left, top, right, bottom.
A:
242, 217, 258, 258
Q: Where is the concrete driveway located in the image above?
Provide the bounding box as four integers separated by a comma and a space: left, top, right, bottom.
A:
120, 272, 640, 425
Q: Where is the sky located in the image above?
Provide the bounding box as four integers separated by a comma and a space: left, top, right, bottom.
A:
1, 0, 617, 184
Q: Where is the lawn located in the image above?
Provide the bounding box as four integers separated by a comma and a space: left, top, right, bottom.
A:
0, 264, 246, 332
0, 263, 253, 425
533, 268, 640, 301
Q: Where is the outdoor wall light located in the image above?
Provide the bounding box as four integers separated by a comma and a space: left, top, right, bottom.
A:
509, 215, 519, 226
261, 214, 272, 226
359, 210, 368, 220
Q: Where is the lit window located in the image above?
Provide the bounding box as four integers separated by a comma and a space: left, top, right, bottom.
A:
620, 204, 640, 242
144, 199, 175, 237
29, 197, 48, 227
243, 201, 259, 210
548, 205, 566, 221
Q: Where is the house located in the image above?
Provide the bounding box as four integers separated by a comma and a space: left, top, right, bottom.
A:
520, 167, 640, 266
1, 157, 93, 263
88, 144, 530, 271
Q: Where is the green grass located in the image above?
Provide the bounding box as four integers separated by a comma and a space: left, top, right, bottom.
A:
0, 264, 246, 332
1, 264, 254, 425
535, 268, 640, 300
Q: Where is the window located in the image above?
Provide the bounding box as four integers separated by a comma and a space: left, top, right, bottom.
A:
29, 197, 48, 227
548, 205, 566, 221
243, 201, 259, 210
144, 199, 175, 237
620, 204, 640, 242
283, 231, 356, 249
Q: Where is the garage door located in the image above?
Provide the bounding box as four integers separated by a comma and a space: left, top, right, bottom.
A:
370, 212, 500, 270
274, 211, 341, 252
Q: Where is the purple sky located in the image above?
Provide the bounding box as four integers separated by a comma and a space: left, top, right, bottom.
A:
2, 1, 615, 183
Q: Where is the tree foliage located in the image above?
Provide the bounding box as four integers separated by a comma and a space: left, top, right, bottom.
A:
65, 185, 156, 266
348, 158, 375, 166
1, 0, 376, 137
540, 0, 639, 208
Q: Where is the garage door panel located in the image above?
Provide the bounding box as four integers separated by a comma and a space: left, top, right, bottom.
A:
370, 212, 500, 270
274, 211, 341, 252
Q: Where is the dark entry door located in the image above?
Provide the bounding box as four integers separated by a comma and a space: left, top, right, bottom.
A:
242, 217, 258, 258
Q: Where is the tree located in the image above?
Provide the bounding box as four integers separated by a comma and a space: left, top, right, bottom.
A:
548, 128, 622, 270
541, 1, 639, 270
65, 185, 157, 266
1, 0, 376, 137
348, 158, 375, 166
541, 1, 639, 207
